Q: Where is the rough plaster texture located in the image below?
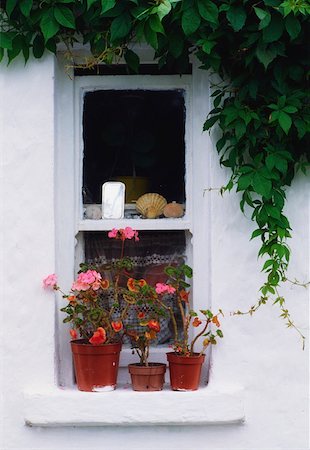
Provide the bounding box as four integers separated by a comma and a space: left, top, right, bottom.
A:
0, 55, 309, 450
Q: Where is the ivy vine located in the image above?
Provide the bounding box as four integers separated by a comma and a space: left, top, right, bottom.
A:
1, 0, 309, 343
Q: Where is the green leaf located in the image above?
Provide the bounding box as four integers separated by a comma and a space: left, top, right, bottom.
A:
144, 23, 158, 49
285, 14, 301, 40
124, 49, 139, 73
256, 43, 277, 69
282, 105, 297, 114
0, 32, 13, 50
54, 6, 75, 29
202, 40, 216, 54
157, 0, 172, 20
278, 111, 292, 134
110, 12, 131, 41
254, 6, 268, 20
0, 47, 3, 63
203, 115, 218, 130
32, 34, 45, 58
169, 32, 184, 58
251, 229, 265, 240
182, 7, 201, 35
262, 259, 274, 271
197, 0, 218, 25
6, 0, 18, 17
149, 15, 165, 34
216, 329, 223, 338
226, 6, 246, 32
19, 0, 33, 17
40, 9, 60, 41
237, 173, 253, 191
262, 14, 284, 43
101, 0, 116, 13
87, 0, 98, 9
252, 173, 272, 197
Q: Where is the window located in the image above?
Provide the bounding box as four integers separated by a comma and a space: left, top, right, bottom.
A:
55, 53, 211, 388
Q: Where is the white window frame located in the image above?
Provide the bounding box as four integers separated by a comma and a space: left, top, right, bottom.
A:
55, 50, 213, 387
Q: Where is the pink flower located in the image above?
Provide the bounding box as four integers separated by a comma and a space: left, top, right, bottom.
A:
71, 270, 102, 291
108, 227, 139, 241
155, 283, 176, 295
108, 228, 118, 239
43, 274, 58, 289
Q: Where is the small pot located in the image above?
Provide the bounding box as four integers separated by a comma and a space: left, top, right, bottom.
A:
71, 339, 121, 392
128, 363, 166, 391
166, 352, 205, 391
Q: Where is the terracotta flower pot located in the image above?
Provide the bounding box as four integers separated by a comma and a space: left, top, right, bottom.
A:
128, 363, 166, 391
71, 339, 121, 392
166, 352, 205, 391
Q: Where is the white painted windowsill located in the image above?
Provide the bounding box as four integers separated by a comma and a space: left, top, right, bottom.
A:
24, 383, 245, 427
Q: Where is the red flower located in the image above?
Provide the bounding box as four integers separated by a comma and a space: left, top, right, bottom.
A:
147, 319, 160, 333
89, 327, 107, 345
69, 329, 77, 339
192, 317, 202, 327
68, 295, 77, 305
137, 311, 145, 319
179, 290, 189, 303
111, 321, 123, 332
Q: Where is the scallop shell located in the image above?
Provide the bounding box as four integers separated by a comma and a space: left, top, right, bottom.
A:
136, 193, 167, 219
163, 202, 184, 218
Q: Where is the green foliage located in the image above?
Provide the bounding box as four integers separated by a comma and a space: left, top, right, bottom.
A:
0, 0, 309, 340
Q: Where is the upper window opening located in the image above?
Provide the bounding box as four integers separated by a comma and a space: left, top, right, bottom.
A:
82, 89, 186, 205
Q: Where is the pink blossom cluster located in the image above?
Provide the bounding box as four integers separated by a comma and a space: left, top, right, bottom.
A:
108, 227, 139, 241
155, 283, 176, 295
71, 270, 102, 291
43, 274, 58, 289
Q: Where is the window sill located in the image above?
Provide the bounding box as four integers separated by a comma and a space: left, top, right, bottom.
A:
24, 383, 245, 427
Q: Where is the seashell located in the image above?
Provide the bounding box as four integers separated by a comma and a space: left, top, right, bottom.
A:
163, 202, 184, 218
136, 193, 167, 219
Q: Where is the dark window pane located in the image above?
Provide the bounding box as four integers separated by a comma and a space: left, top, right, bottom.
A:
82, 90, 186, 204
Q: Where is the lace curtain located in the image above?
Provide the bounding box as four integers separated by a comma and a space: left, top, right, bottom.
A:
84, 231, 186, 343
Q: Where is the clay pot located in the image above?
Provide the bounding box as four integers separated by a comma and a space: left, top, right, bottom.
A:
128, 363, 166, 391
71, 339, 121, 392
166, 352, 205, 391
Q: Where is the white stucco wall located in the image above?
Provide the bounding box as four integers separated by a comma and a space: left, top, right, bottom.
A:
0, 55, 309, 450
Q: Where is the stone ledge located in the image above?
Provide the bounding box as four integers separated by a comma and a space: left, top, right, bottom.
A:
24, 383, 245, 427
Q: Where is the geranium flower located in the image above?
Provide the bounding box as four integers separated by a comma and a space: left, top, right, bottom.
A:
179, 290, 189, 303
108, 227, 139, 241
192, 317, 202, 327
68, 295, 77, 305
155, 283, 176, 295
147, 319, 160, 332
69, 329, 77, 339
108, 228, 118, 238
111, 321, 123, 332
43, 274, 58, 289
145, 330, 157, 340
72, 270, 102, 291
89, 327, 106, 345
212, 316, 220, 327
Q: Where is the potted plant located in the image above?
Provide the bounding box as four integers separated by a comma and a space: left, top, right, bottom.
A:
124, 280, 167, 391
43, 226, 140, 392
154, 265, 224, 391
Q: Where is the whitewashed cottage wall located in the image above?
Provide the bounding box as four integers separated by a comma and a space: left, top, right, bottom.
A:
0, 54, 309, 450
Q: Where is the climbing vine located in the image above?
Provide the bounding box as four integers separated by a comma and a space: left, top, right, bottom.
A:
1, 0, 309, 342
